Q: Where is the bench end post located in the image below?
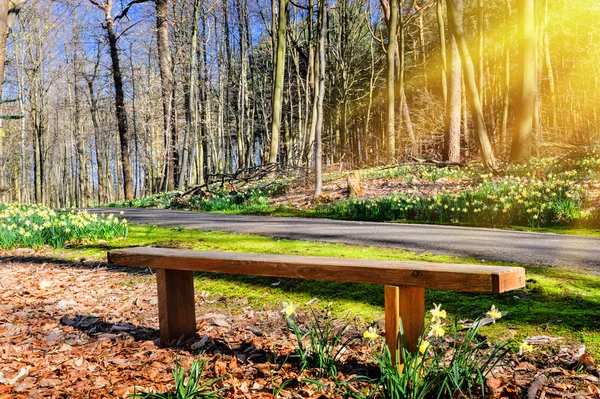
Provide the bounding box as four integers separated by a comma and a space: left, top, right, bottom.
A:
385, 285, 425, 363
156, 269, 197, 346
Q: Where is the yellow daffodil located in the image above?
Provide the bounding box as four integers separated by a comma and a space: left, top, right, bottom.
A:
428, 322, 445, 338
429, 303, 447, 322
519, 341, 533, 355
419, 340, 430, 354
486, 305, 502, 322
281, 301, 297, 317
363, 326, 379, 341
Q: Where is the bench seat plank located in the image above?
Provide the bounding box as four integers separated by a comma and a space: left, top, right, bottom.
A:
108, 247, 525, 294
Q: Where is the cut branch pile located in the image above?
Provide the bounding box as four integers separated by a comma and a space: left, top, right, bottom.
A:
175, 163, 308, 201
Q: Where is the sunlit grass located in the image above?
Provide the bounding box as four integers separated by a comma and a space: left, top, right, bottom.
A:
43, 224, 600, 358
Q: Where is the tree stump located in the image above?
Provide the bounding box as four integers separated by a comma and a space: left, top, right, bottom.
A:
347, 171, 364, 197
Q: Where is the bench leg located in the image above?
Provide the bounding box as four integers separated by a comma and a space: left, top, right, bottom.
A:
384, 285, 425, 363
156, 268, 196, 347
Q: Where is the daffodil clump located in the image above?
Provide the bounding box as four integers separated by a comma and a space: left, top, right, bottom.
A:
278, 300, 533, 398
281, 301, 355, 378
0, 203, 128, 249
327, 166, 590, 227
352, 164, 474, 183
372, 303, 515, 399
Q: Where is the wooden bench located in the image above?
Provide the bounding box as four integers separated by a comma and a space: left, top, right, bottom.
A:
108, 247, 525, 356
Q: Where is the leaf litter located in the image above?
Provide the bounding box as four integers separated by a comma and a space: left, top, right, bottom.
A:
0, 255, 598, 398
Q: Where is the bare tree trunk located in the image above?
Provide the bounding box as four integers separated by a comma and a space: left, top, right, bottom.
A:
447, 0, 497, 170
477, 0, 484, 102
155, 0, 175, 190
72, 53, 88, 207
541, 0, 556, 128
384, 0, 398, 160
500, 0, 511, 152
128, 42, 140, 197
178, 0, 200, 190
444, 0, 461, 163
436, 0, 448, 107
401, 87, 417, 156
105, 11, 134, 200
511, 0, 535, 162
269, 0, 287, 164
84, 43, 106, 204
0, 0, 8, 102
314, 0, 326, 198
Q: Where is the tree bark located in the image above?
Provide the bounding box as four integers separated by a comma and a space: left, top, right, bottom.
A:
511, 0, 535, 162
444, 0, 461, 163
447, 0, 497, 170
155, 0, 175, 190
314, 0, 326, 198
384, 0, 398, 160
269, 0, 288, 164
436, 0, 448, 107
500, 0, 511, 152
104, 2, 134, 200
178, 0, 201, 190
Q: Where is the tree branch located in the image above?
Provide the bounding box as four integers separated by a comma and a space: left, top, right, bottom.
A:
114, 0, 150, 22
88, 0, 104, 11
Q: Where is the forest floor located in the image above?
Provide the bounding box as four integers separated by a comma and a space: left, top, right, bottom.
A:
1, 225, 600, 397
0, 253, 598, 398
268, 165, 475, 211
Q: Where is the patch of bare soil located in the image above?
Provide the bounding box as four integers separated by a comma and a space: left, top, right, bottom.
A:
0, 255, 598, 398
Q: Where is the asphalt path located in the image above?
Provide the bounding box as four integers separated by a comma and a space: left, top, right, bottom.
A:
88, 208, 600, 272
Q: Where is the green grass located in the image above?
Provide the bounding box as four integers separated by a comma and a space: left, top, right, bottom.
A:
509, 225, 600, 237
44, 224, 600, 359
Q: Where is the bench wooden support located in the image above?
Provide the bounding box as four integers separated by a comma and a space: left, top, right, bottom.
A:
108, 247, 525, 355
156, 269, 196, 346
385, 285, 425, 363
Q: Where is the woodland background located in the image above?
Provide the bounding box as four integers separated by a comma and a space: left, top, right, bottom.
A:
0, 0, 597, 206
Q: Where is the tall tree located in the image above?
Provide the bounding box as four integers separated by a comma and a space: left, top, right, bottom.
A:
314, 0, 326, 197
155, 0, 175, 190
269, 0, 288, 164
436, 0, 447, 107
443, 0, 461, 163
178, 0, 201, 190
382, 0, 398, 160
88, 0, 141, 200
511, 0, 536, 162
447, 0, 497, 170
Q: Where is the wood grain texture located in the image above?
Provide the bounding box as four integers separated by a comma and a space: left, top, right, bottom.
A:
156, 269, 197, 346
385, 286, 425, 363
398, 286, 425, 353
109, 247, 526, 293
384, 286, 400, 364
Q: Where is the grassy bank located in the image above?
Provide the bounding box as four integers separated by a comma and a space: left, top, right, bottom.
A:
42, 224, 600, 358
106, 154, 600, 231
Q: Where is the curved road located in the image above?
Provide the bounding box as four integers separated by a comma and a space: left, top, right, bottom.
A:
89, 208, 600, 272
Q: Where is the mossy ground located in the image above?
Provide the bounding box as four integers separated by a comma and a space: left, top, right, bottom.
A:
47, 224, 600, 358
